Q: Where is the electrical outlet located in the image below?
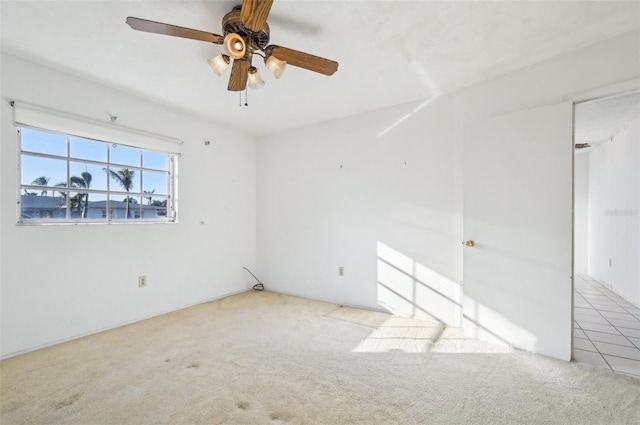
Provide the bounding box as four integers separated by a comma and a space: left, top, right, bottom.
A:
338, 266, 344, 277
139, 275, 147, 288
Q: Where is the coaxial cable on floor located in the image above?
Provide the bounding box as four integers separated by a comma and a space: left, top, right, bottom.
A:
242, 267, 264, 291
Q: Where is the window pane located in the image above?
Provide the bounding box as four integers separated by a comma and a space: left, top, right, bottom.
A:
142, 171, 168, 195
144, 197, 168, 220
84, 193, 107, 220
108, 197, 125, 220
21, 155, 67, 189
68, 190, 87, 219
70, 137, 107, 162
20, 192, 65, 221
108, 196, 142, 219
105, 167, 140, 194
110, 144, 140, 167
21, 128, 67, 157
130, 197, 143, 220
70, 162, 108, 191
143, 151, 169, 171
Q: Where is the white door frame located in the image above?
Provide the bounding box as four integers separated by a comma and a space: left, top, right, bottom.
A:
567, 78, 640, 359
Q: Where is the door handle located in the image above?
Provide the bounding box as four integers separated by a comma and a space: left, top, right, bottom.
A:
465, 240, 475, 247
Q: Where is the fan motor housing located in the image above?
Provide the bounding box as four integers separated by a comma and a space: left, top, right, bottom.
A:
223, 6, 270, 50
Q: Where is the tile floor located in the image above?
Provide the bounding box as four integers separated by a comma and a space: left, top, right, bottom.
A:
573, 275, 640, 378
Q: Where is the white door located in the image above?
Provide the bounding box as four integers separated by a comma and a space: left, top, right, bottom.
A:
462, 102, 573, 361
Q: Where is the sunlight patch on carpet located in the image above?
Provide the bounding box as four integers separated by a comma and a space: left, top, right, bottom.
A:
352, 317, 514, 354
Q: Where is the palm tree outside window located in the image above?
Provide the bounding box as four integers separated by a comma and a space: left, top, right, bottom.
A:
105, 168, 136, 219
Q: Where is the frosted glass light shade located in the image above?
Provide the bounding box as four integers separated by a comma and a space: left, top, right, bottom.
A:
223, 33, 246, 59
247, 67, 265, 89
265, 56, 286, 79
207, 55, 230, 76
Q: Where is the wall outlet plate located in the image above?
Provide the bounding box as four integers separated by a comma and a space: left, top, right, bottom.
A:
139, 275, 147, 288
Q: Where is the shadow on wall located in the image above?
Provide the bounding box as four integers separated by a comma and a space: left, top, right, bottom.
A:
463, 294, 537, 351
376, 241, 537, 352
376, 241, 461, 326
460, 221, 553, 354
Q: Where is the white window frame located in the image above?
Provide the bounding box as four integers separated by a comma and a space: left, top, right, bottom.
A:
13, 102, 181, 225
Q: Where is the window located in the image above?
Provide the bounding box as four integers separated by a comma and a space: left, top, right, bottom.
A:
18, 127, 177, 223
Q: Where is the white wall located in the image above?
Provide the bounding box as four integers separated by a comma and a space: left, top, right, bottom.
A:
574, 152, 590, 275
0, 54, 257, 358
257, 31, 640, 360
258, 95, 461, 325
588, 115, 640, 306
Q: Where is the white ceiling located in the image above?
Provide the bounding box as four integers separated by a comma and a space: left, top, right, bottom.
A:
2, 1, 640, 137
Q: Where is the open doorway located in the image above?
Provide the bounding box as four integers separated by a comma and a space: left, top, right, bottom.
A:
572, 91, 640, 378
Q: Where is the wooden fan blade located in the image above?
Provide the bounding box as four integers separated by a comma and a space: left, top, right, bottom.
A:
240, 0, 274, 33
228, 59, 250, 91
126, 17, 223, 44
266, 45, 338, 76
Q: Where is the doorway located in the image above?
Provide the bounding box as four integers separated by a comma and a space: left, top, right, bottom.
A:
572, 90, 640, 378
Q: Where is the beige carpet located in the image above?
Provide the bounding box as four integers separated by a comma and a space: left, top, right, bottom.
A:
1, 290, 639, 424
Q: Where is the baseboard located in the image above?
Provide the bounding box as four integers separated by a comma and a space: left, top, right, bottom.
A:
264, 287, 391, 315
1, 287, 250, 360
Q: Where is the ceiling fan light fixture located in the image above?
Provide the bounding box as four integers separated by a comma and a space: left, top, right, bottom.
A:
125, 5, 339, 97
223, 33, 246, 59
248, 66, 265, 89
265, 55, 286, 79
207, 54, 230, 76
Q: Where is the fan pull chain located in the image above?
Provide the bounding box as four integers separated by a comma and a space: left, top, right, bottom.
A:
238, 88, 249, 107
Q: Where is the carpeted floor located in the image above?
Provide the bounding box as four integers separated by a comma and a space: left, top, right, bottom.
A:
1, 290, 639, 424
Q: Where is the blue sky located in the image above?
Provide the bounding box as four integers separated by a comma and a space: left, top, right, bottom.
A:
21, 127, 170, 198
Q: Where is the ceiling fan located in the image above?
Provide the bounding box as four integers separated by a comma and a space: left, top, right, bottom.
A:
126, 0, 339, 92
